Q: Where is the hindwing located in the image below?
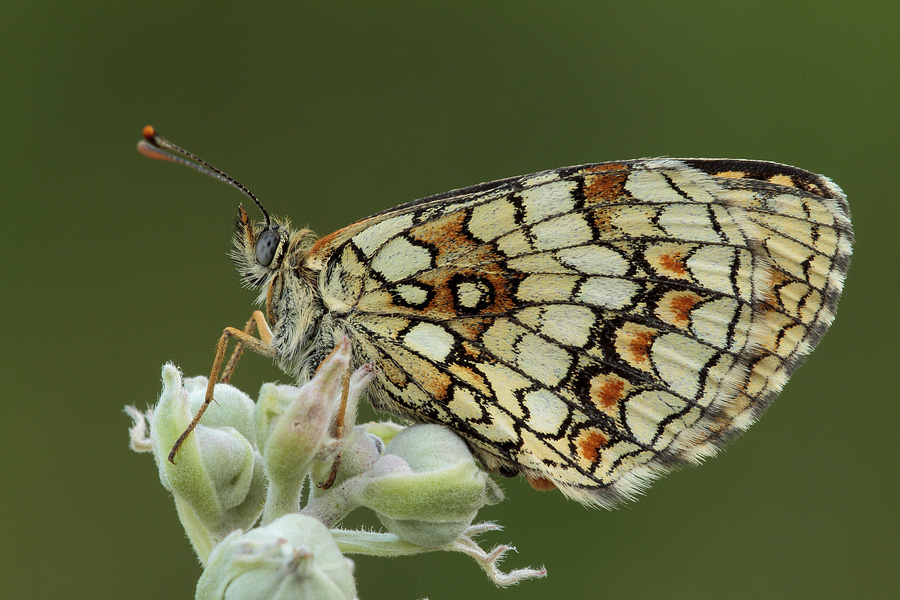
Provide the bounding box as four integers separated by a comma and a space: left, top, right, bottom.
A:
302, 158, 852, 507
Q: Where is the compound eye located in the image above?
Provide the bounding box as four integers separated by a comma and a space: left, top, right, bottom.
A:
255, 229, 281, 267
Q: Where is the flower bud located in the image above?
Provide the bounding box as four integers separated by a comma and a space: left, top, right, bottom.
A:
183, 375, 258, 447
253, 382, 302, 456
196, 514, 356, 600
360, 424, 503, 547
260, 340, 353, 480
259, 338, 357, 524
302, 425, 386, 527
151, 364, 266, 560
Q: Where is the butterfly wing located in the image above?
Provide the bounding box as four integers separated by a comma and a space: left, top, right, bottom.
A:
307, 158, 852, 507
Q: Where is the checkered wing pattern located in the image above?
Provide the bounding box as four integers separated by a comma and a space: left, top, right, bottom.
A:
301, 158, 852, 507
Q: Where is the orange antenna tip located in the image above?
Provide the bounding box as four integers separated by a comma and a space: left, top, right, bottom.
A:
142, 125, 156, 141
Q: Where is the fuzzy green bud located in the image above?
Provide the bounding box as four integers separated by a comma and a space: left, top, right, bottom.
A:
196, 514, 356, 600
302, 425, 386, 527
151, 364, 266, 561
360, 424, 503, 547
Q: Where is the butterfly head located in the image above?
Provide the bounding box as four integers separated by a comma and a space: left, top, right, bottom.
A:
231, 205, 319, 351
231, 205, 316, 289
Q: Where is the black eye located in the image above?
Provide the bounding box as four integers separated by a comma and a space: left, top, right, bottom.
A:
255, 229, 281, 267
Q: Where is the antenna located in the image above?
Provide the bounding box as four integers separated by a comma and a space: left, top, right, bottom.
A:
137, 126, 271, 227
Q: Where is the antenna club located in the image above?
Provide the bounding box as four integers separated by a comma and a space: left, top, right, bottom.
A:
137, 140, 165, 161
142, 125, 157, 142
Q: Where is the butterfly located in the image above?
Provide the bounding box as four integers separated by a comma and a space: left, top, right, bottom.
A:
139, 127, 853, 507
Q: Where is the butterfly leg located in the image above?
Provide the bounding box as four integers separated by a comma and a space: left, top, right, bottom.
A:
220, 311, 271, 383
316, 357, 352, 490
167, 311, 277, 463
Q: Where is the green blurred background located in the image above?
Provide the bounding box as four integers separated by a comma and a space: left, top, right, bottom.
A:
1, 1, 897, 598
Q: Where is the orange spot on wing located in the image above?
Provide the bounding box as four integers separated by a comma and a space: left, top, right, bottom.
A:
599, 379, 624, 407
630, 331, 654, 363
615, 322, 658, 372
656, 291, 702, 327
589, 373, 627, 412
577, 429, 609, 463
410, 210, 478, 264
659, 252, 687, 275
583, 170, 629, 204
669, 293, 698, 323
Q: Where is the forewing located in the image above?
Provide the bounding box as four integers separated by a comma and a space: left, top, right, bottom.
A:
312, 158, 852, 507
